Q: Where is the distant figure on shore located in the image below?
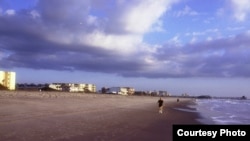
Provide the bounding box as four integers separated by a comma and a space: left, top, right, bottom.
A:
177, 98, 180, 102
158, 97, 164, 114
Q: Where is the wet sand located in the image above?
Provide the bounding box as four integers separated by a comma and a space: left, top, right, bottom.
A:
0, 91, 201, 141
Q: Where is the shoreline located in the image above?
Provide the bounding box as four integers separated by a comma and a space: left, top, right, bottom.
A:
0, 91, 202, 141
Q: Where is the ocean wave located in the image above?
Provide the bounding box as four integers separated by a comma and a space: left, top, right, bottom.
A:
194, 99, 250, 124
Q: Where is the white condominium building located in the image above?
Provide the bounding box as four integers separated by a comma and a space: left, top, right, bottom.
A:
0, 71, 16, 90
49, 83, 96, 93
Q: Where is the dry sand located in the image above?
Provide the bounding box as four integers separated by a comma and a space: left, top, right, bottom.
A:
0, 91, 201, 141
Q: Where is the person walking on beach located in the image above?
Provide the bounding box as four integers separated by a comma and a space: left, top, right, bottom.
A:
158, 97, 164, 114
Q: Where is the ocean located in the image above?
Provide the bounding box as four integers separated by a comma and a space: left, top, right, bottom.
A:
193, 98, 250, 124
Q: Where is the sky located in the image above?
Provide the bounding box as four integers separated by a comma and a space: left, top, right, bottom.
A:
0, 0, 250, 97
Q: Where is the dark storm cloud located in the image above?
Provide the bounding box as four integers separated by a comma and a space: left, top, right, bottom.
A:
0, 3, 147, 73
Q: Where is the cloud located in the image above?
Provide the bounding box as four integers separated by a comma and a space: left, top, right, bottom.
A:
185, 28, 219, 37
120, 0, 176, 34
154, 31, 250, 78
1, 0, 250, 79
174, 5, 199, 17
37, 0, 90, 24
230, 0, 250, 21
5, 9, 15, 15
81, 31, 142, 54
0, 0, 175, 70
30, 10, 40, 19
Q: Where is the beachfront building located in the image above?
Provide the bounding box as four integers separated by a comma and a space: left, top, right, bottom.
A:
0, 71, 16, 90
159, 91, 170, 96
49, 83, 96, 93
106, 87, 135, 95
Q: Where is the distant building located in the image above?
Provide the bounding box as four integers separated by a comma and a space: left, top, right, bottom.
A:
106, 87, 135, 95
49, 83, 96, 93
0, 71, 16, 90
159, 91, 170, 96
182, 93, 190, 97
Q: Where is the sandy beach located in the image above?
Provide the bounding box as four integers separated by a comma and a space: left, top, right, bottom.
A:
0, 91, 201, 141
